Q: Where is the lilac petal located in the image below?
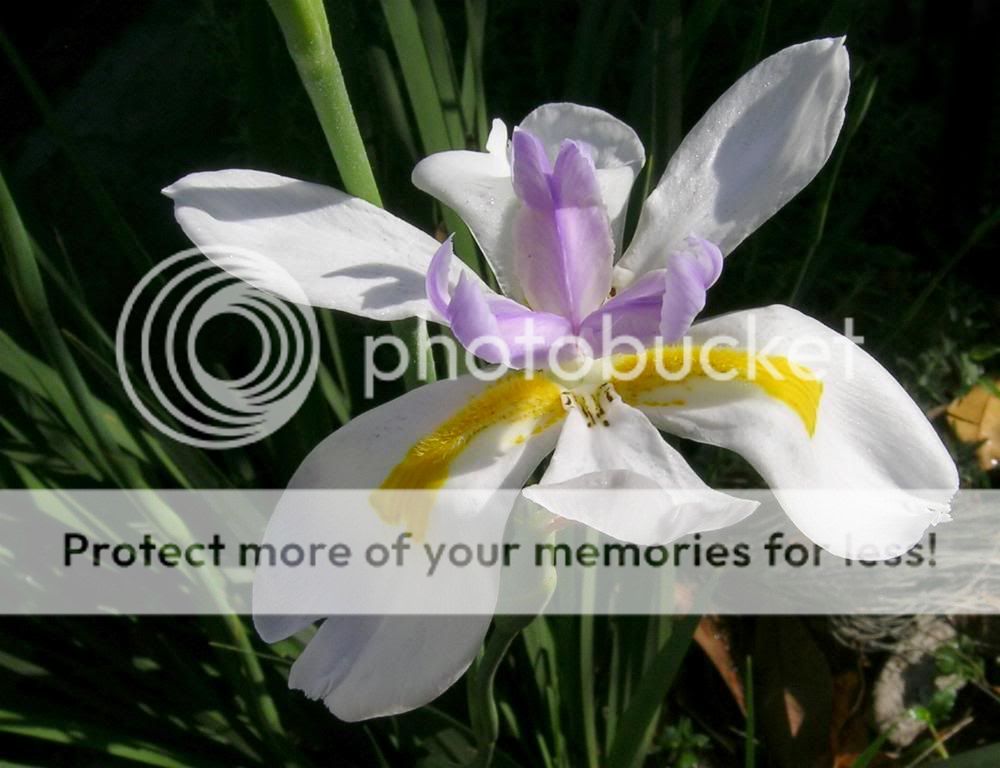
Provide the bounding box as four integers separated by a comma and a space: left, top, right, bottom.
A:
487, 300, 575, 368
548, 203, 615, 324
448, 275, 573, 368
511, 135, 614, 326
511, 129, 553, 210
519, 104, 646, 251
448, 275, 504, 362
426, 235, 573, 367
577, 269, 668, 355
660, 236, 723, 342
578, 236, 724, 355
425, 236, 454, 319
551, 139, 604, 208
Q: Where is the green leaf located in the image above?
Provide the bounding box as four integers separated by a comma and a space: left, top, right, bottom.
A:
929, 744, 1000, 767
606, 615, 700, 768
379, 0, 452, 154
0, 710, 215, 767
0, 30, 151, 272
976, 376, 1000, 399
460, 0, 488, 146
745, 655, 756, 768
849, 730, 889, 768
369, 45, 421, 161
415, 0, 468, 148
0, 174, 145, 486
379, 0, 482, 278
968, 345, 1000, 363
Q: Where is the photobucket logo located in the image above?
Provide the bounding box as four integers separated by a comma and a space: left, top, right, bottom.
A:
116, 247, 319, 448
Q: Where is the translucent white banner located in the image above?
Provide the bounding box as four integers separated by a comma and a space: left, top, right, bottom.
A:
1, 489, 996, 615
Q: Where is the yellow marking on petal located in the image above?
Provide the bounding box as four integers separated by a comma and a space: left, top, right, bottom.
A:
638, 398, 687, 408
611, 346, 823, 436
373, 373, 565, 538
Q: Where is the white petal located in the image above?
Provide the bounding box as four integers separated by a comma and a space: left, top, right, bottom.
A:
289, 614, 491, 721
412, 148, 523, 300
164, 169, 481, 321
523, 395, 756, 545
253, 373, 565, 719
255, 373, 565, 626
619, 38, 849, 281
485, 118, 509, 158
493, 496, 558, 615
411, 103, 645, 300
626, 305, 958, 558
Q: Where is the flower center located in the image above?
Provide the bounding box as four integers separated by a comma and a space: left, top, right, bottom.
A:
560, 382, 616, 428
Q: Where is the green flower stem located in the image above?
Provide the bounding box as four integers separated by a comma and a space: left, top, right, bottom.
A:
469, 614, 534, 768
266, 0, 380, 206
267, 0, 433, 389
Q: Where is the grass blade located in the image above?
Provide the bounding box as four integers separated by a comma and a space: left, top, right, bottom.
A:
380, 0, 482, 277
416, 0, 468, 147
460, 0, 489, 146
606, 614, 699, 768
368, 45, 421, 162
379, 0, 452, 154
0, 29, 151, 272
745, 655, 756, 768
851, 730, 889, 768
1, 170, 136, 485
788, 74, 877, 304
928, 743, 1000, 767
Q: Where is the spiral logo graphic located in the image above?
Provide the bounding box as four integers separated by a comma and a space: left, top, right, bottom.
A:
117, 247, 319, 449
